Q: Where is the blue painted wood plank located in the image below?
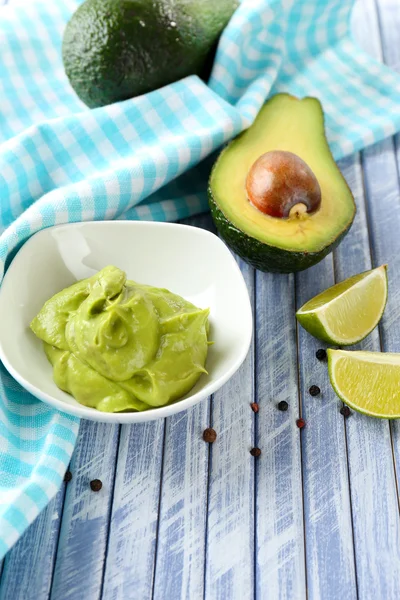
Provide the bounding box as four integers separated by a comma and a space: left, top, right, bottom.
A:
50, 421, 119, 600
335, 149, 400, 598
359, 0, 400, 528
204, 257, 255, 600
362, 0, 400, 503
152, 403, 210, 600
340, 4, 400, 597
362, 137, 400, 469
254, 271, 306, 600
0, 488, 65, 600
296, 256, 357, 600
101, 420, 165, 600
374, 0, 400, 73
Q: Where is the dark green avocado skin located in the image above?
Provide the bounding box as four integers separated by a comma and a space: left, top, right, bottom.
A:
62, 0, 238, 108
209, 186, 354, 274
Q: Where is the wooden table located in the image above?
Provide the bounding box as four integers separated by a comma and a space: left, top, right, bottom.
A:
1, 0, 400, 598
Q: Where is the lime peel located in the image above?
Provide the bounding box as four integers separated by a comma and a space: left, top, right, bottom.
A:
296, 265, 388, 345
328, 349, 400, 419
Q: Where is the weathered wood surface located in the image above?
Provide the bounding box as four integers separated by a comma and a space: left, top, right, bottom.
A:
2, 0, 400, 598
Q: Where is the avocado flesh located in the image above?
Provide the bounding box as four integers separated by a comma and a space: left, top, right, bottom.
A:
62, 0, 238, 108
209, 94, 356, 273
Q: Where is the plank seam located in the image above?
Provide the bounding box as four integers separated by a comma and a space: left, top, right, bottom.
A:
47, 475, 70, 599
253, 268, 257, 600
388, 422, 400, 515
340, 402, 360, 600
99, 425, 122, 600
203, 394, 213, 600
150, 420, 168, 600
294, 275, 309, 600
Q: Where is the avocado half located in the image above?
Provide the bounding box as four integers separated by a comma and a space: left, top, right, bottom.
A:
208, 94, 356, 274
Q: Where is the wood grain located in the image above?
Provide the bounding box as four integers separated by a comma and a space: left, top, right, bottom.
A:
296, 256, 357, 600
50, 421, 120, 600
0, 490, 65, 600
373, 0, 400, 488
204, 257, 255, 600
338, 3, 400, 596
101, 421, 165, 600
152, 403, 210, 600
336, 149, 400, 598
255, 271, 306, 600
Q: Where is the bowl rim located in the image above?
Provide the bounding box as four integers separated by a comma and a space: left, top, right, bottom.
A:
0, 220, 253, 423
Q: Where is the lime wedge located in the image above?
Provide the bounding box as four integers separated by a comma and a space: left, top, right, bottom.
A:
296, 265, 387, 345
328, 349, 400, 418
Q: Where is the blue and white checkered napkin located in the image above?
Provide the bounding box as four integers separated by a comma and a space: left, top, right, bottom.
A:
1, 0, 400, 558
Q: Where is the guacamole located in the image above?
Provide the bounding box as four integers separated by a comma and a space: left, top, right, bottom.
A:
30, 266, 210, 412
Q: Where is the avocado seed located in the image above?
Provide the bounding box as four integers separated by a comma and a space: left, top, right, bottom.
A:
246, 150, 321, 218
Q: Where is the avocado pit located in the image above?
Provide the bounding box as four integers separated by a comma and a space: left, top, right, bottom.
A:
245, 150, 322, 219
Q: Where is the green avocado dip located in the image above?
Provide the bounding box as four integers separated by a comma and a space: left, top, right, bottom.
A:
30, 266, 210, 413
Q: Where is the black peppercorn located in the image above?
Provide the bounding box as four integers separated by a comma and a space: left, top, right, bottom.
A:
316, 349, 327, 361
340, 406, 351, 417
64, 470, 72, 483
277, 400, 289, 412
203, 428, 217, 443
90, 479, 103, 492
309, 385, 321, 397
250, 447, 261, 457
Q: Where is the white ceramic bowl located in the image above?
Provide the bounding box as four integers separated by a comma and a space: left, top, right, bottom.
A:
0, 221, 252, 423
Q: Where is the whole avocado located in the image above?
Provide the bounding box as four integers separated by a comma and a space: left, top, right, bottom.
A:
62, 0, 238, 108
